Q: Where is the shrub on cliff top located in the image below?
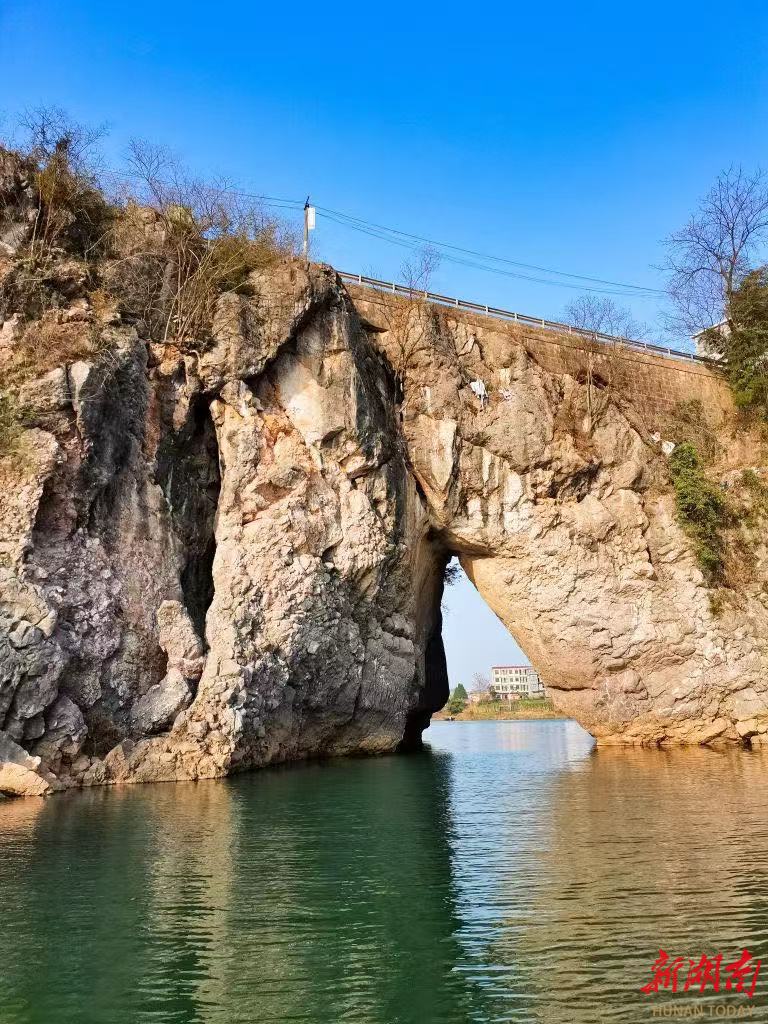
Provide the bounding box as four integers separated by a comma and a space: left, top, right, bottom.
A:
2, 107, 114, 262
106, 141, 296, 348
669, 442, 730, 583
2, 111, 296, 351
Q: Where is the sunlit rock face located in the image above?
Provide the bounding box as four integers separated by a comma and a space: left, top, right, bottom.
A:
1, 264, 446, 795
2, 260, 768, 795
350, 285, 768, 751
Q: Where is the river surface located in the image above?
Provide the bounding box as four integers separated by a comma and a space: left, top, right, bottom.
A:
1, 719, 768, 1023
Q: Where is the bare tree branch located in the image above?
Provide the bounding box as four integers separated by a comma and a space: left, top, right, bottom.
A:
564, 295, 645, 340
662, 166, 768, 334
471, 671, 489, 693
377, 248, 442, 385
562, 296, 645, 433
114, 139, 297, 347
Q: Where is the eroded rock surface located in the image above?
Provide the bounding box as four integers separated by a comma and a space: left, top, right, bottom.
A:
2, 255, 768, 796
351, 287, 768, 748
1, 262, 445, 793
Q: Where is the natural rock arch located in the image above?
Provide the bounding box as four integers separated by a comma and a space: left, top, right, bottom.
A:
3, 262, 768, 795
350, 275, 768, 750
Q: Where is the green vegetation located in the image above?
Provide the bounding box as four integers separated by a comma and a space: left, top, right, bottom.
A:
442, 560, 461, 587
438, 699, 560, 722
666, 399, 720, 464
703, 268, 768, 417
668, 443, 730, 583
445, 684, 468, 715
742, 467, 768, 507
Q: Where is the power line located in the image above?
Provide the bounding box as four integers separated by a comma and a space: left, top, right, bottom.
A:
99, 169, 664, 298
236, 192, 663, 296
316, 205, 665, 295
318, 210, 653, 297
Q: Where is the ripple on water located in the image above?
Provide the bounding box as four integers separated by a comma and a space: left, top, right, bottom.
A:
1, 719, 767, 1023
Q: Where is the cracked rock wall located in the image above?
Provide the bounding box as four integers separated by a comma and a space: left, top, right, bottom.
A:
1, 263, 447, 795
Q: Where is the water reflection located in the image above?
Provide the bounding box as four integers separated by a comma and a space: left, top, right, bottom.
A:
431, 722, 768, 1022
532, 745, 768, 1021
0, 752, 477, 1024
1, 721, 767, 1023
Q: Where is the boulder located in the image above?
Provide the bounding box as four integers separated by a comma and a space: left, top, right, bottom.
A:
130, 669, 192, 735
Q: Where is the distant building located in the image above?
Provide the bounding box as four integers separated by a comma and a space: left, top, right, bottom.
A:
490, 665, 544, 700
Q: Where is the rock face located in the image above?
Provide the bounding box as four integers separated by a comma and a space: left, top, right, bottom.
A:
3, 257, 768, 796
1, 262, 445, 794
350, 288, 768, 749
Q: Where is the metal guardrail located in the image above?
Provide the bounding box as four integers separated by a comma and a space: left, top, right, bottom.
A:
338, 270, 709, 366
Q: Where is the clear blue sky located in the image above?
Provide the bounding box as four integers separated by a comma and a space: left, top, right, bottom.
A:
442, 566, 528, 688
2, 0, 766, 682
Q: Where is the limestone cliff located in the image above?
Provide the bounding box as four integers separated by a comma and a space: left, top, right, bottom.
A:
351, 287, 768, 749
3, 193, 768, 796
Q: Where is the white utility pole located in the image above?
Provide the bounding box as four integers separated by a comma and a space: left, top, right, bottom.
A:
303, 197, 316, 262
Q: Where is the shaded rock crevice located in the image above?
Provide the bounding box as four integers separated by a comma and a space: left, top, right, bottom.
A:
155, 394, 221, 644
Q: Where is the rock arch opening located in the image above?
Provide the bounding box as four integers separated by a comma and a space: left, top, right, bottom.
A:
441, 558, 534, 703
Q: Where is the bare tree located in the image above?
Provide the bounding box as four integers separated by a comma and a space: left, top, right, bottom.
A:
563, 295, 645, 432
378, 247, 441, 384
112, 140, 295, 347
564, 295, 644, 340
663, 166, 768, 335
402, 247, 440, 298
4, 106, 110, 260
471, 671, 490, 693
17, 106, 107, 177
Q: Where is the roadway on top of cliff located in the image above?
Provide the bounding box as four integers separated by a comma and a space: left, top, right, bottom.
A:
336, 270, 710, 367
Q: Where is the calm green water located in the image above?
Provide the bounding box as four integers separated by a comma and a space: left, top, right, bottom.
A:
2, 719, 768, 1023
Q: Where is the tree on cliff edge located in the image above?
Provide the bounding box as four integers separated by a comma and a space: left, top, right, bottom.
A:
707, 266, 768, 415
563, 296, 644, 433
564, 295, 643, 340
663, 166, 768, 336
